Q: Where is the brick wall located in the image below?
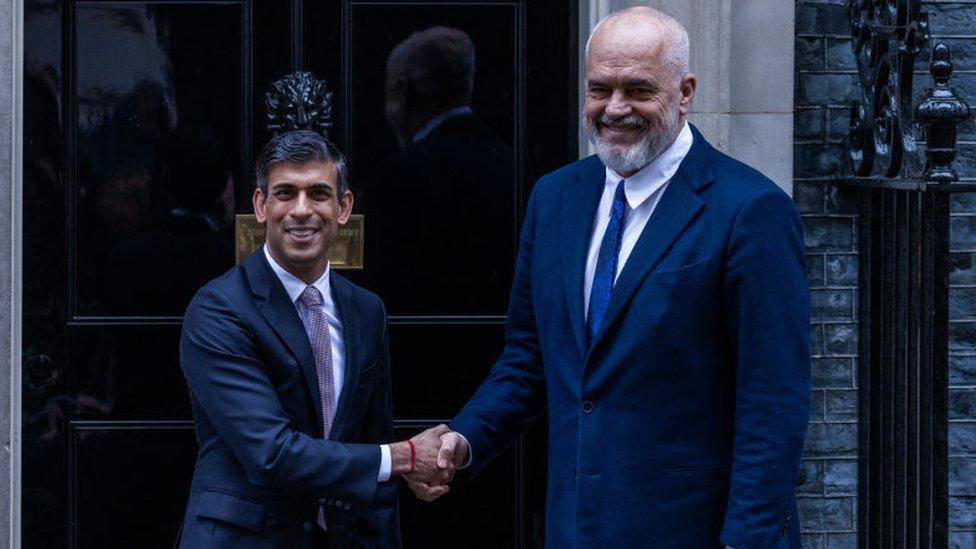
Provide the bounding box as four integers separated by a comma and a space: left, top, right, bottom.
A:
793, 1, 976, 548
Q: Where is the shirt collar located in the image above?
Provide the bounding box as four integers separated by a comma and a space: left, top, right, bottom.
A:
605, 121, 693, 209
412, 106, 473, 143
263, 244, 331, 305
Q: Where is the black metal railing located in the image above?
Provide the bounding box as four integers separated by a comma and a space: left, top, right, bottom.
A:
844, 1, 971, 547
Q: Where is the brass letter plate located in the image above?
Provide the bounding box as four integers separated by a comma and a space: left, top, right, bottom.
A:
235, 214, 364, 270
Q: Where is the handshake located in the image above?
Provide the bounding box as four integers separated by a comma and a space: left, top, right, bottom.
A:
389, 424, 468, 502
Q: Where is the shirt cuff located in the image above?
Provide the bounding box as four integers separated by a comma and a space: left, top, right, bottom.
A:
378, 444, 392, 482
455, 433, 474, 469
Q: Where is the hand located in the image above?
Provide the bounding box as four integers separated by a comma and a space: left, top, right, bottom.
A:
400, 427, 471, 502
404, 473, 450, 502
390, 424, 452, 484
437, 431, 469, 471
409, 424, 453, 485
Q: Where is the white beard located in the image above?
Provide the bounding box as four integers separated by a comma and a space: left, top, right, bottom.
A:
584, 105, 679, 175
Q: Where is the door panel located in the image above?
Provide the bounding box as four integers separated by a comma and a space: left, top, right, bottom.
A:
73, 2, 242, 318
396, 423, 520, 548
23, 1, 576, 546
71, 424, 197, 548
390, 323, 505, 418
346, 3, 518, 317
66, 325, 190, 418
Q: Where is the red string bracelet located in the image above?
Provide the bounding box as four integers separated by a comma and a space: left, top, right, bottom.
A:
406, 440, 416, 474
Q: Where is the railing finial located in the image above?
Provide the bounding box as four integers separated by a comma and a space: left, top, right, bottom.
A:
914, 43, 971, 184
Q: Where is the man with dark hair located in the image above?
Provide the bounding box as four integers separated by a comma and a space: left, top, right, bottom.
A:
178, 129, 448, 548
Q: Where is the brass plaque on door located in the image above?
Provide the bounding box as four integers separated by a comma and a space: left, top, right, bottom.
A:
235, 214, 364, 270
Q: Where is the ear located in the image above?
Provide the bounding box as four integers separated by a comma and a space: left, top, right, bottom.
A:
252, 188, 268, 224
337, 190, 354, 225
678, 73, 696, 115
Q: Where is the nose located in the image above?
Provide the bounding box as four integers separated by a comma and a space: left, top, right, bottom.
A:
605, 89, 631, 119
290, 191, 313, 218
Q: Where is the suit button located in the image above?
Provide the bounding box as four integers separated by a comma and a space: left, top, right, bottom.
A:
334, 499, 344, 508
319, 497, 327, 505
344, 502, 352, 510
581, 400, 595, 413
302, 521, 313, 533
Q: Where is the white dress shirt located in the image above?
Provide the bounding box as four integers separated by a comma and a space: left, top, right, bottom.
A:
263, 245, 393, 482
583, 122, 693, 317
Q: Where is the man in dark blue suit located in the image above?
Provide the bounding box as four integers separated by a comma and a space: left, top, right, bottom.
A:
178, 130, 448, 548
415, 7, 811, 548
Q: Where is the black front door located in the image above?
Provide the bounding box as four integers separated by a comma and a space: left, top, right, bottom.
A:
23, 1, 577, 547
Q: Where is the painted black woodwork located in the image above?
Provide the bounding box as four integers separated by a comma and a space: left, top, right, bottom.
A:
22, 0, 577, 547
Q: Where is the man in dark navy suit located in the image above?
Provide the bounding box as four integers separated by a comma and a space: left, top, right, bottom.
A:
416, 7, 812, 548
178, 130, 449, 548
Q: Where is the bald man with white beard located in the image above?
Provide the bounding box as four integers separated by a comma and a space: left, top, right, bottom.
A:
411, 8, 811, 548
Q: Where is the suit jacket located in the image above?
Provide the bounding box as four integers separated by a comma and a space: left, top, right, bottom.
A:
451, 126, 811, 549
362, 112, 515, 314
178, 251, 400, 548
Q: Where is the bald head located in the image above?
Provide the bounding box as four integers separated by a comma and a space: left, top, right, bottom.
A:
586, 6, 690, 84
582, 6, 696, 176
386, 26, 475, 110
385, 26, 476, 147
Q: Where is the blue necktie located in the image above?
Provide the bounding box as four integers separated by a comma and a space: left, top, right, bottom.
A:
586, 180, 628, 346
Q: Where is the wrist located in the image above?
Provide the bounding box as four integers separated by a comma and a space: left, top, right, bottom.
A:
390, 441, 413, 476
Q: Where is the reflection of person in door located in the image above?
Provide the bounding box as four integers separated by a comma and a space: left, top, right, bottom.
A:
365, 26, 515, 313
102, 126, 235, 316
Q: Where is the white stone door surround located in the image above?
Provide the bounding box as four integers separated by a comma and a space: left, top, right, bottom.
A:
0, 0, 23, 546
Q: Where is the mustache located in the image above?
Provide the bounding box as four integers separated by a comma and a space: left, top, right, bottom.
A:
593, 114, 650, 130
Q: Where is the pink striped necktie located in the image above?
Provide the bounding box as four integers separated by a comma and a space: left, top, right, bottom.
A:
299, 285, 336, 437
299, 285, 335, 531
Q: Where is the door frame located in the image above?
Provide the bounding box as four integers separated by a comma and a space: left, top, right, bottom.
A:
1, 0, 24, 546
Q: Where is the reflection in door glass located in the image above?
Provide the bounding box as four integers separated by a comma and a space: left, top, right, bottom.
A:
351, 6, 518, 316
75, 4, 241, 317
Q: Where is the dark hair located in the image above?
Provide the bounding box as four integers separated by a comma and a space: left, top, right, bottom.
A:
253, 130, 348, 195
388, 26, 475, 110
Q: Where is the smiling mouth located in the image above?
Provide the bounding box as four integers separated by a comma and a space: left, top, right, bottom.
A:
598, 125, 646, 144
600, 123, 644, 133
285, 227, 320, 238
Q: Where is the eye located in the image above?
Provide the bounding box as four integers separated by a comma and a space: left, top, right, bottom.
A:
310, 187, 332, 200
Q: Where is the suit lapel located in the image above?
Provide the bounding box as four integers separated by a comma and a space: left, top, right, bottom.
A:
244, 252, 324, 435
328, 273, 360, 441
561, 157, 607, 361
587, 128, 713, 356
